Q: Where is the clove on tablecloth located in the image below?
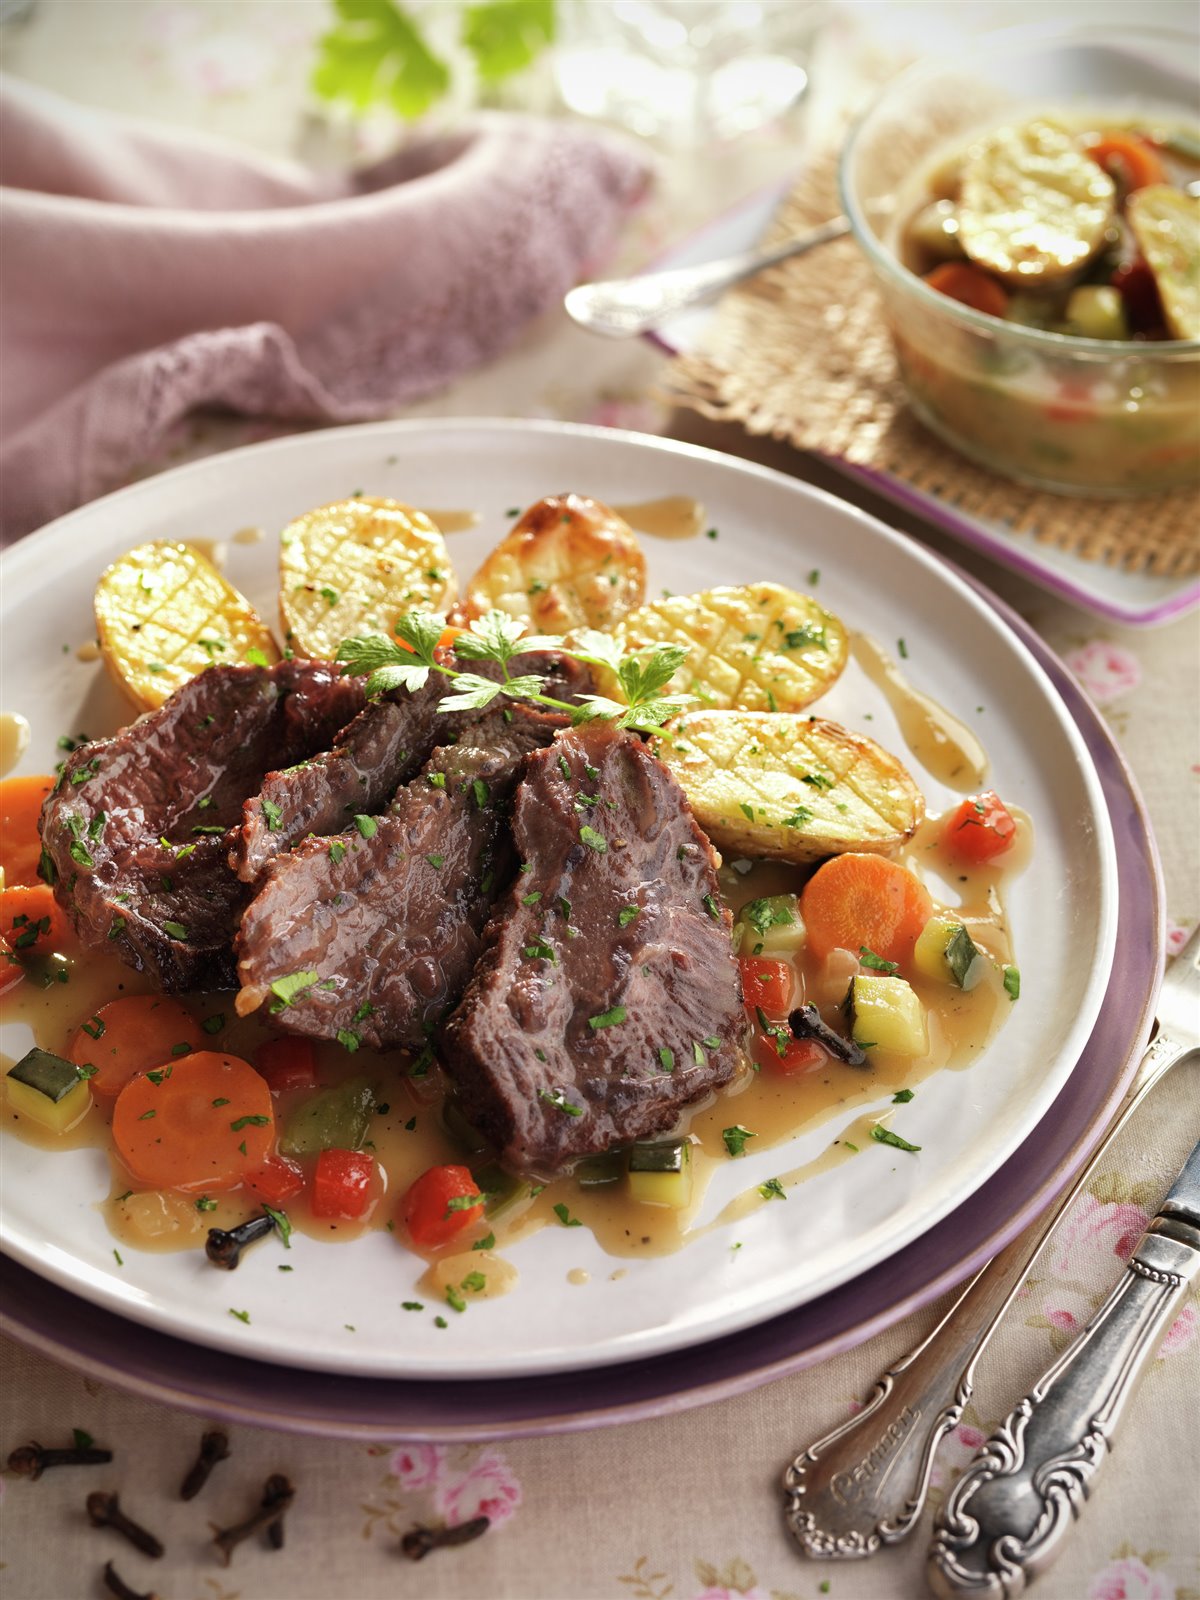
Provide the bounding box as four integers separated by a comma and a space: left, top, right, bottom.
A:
401, 1516, 491, 1560
180, 1429, 230, 1500
101, 1561, 159, 1600
211, 1473, 295, 1565
86, 1491, 165, 1558
7, 1437, 113, 1478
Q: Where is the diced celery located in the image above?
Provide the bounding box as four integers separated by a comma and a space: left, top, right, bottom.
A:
845, 975, 929, 1057
737, 894, 806, 956
6, 1048, 91, 1134
913, 917, 987, 990
1066, 285, 1129, 340
473, 1163, 535, 1223
279, 1076, 374, 1155
627, 1140, 692, 1208
575, 1153, 623, 1187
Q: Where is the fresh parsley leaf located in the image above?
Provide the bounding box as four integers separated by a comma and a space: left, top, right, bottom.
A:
553, 1201, 582, 1227
618, 906, 640, 927
353, 814, 377, 840
1003, 964, 1021, 1001
579, 824, 606, 852
269, 970, 320, 1012
262, 1203, 292, 1247
722, 1124, 756, 1158
859, 946, 900, 974
462, 0, 554, 82
312, 0, 451, 120
758, 1177, 787, 1201
261, 797, 283, 831
892, 1088, 915, 1103
871, 1125, 921, 1153
539, 1087, 583, 1117
588, 1004, 626, 1030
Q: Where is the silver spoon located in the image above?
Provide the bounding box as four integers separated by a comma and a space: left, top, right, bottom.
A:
564, 214, 851, 338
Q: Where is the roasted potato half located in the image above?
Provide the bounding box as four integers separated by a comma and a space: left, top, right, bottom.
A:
94, 541, 279, 711
653, 711, 924, 863
279, 498, 456, 660
457, 494, 645, 633
1127, 185, 1200, 340
615, 583, 847, 714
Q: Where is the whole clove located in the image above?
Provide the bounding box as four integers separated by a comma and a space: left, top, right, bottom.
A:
87, 1491, 165, 1558
7, 1438, 113, 1479
211, 1473, 295, 1565
180, 1429, 230, 1500
400, 1516, 491, 1560
789, 1003, 868, 1067
101, 1561, 159, 1600
205, 1213, 274, 1270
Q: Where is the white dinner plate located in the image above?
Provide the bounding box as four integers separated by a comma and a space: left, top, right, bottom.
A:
0, 418, 1117, 1379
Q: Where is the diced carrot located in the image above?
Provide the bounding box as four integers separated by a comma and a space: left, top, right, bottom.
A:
739, 957, 795, 1019
312, 1148, 377, 1219
944, 793, 1017, 863
255, 1037, 318, 1094
402, 1164, 483, 1250
0, 775, 56, 888
245, 1154, 305, 1206
923, 262, 1010, 319
112, 1052, 274, 1192
67, 994, 198, 1101
1086, 133, 1166, 193
800, 854, 933, 968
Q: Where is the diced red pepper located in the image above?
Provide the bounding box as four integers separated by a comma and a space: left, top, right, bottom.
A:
255, 1037, 318, 1094
751, 1023, 827, 1075
311, 1148, 376, 1220
944, 792, 1017, 863
244, 1154, 305, 1206
739, 956, 795, 1019
402, 1164, 484, 1249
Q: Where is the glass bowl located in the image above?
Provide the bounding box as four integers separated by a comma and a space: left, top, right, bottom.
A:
839, 25, 1200, 497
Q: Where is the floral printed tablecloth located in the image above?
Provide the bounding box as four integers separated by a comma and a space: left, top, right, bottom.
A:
1, 5, 1197, 1599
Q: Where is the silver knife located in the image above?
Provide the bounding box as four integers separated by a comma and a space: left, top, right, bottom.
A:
928, 1132, 1200, 1597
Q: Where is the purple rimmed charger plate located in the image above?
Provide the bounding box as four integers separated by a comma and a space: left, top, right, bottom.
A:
0, 581, 1162, 1440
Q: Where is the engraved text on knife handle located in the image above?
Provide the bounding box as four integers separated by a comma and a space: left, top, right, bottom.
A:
928, 1216, 1200, 1597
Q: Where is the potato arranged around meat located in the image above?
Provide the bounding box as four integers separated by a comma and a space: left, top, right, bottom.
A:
279, 498, 455, 660
95, 540, 279, 710
653, 711, 924, 862
457, 493, 646, 633
615, 583, 847, 714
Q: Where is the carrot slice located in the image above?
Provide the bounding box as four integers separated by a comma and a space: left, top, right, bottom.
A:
800, 854, 933, 967
68, 994, 198, 1101
112, 1051, 274, 1192
923, 262, 1010, 319
0, 775, 55, 888
0, 883, 71, 962
1086, 133, 1166, 193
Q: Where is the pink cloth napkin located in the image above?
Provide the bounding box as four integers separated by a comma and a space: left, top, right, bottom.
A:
0, 78, 651, 542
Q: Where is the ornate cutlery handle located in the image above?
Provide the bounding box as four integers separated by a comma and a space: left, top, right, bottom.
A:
928, 1213, 1200, 1597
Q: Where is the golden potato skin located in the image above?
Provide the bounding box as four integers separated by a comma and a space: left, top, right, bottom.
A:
653, 711, 924, 862
457, 493, 646, 633
279, 498, 455, 660
616, 583, 847, 714
94, 540, 279, 711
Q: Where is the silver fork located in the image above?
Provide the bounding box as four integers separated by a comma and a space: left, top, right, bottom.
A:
782, 921, 1199, 1560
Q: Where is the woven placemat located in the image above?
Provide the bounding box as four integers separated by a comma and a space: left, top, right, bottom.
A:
664, 151, 1200, 577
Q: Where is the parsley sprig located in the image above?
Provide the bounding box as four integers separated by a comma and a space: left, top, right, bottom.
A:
336, 611, 694, 734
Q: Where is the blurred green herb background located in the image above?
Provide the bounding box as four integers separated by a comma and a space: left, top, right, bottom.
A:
312, 0, 557, 120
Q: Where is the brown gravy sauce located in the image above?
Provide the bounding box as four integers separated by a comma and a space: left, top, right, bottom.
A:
613, 497, 706, 541
851, 632, 988, 791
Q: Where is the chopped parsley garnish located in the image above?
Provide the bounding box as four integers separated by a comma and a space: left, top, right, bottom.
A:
472, 1232, 495, 1251
427, 771, 446, 788
269, 970, 320, 1012
336, 1029, 360, 1052
81, 1015, 105, 1041
137, 1109, 156, 1121
558, 754, 571, 780
722, 1125, 756, 1158
445, 1286, 467, 1313
402, 1301, 424, 1311
108, 917, 126, 941
329, 839, 347, 864
320, 586, 340, 607
553, 1202, 582, 1227
426, 853, 445, 868
802, 772, 835, 791
261, 798, 283, 831
658, 1047, 675, 1072
897, 637, 908, 659
785, 624, 826, 650
162, 921, 188, 940
230, 1114, 269, 1131
702, 894, 720, 920
692, 1041, 707, 1065
443, 1193, 485, 1217
871, 1125, 921, 1153
523, 940, 556, 963
893, 1088, 915, 1103
228, 1308, 250, 1324
858, 946, 899, 974
618, 906, 640, 927
202, 1013, 224, 1035
472, 778, 489, 809
212, 1097, 231, 1107
434, 1315, 449, 1329
196, 1196, 218, 1212
353, 814, 377, 840
588, 1005, 626, 1030
739, 802, 755, 822
461, 1270, 486, 1292
758, 1177, 787, 1201
743, 898, 794, 937
579, 824, 606, 852
146, 1067, 172, 1085
521, 891, 542, 905
262, 1203, 293, 1247
1003, 965, 1021, 1001
539, 1087, 584, 1117
783, 806, 813, 828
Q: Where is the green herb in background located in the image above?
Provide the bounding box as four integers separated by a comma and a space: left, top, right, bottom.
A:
312, 0, 555, 121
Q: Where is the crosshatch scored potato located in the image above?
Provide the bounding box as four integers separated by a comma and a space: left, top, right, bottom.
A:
279, 498, 456, 660
653, 711, 924, 863
94, 541, 279, 711
457, 493, 646, 633
615, 583, 848, 713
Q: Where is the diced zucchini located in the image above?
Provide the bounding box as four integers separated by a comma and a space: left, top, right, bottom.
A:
6, 1048, 92, 1134
279, 1077, 374, 1155
736, 894, 806, 956
441, 1097, 489, 1156
473, 1163, 536, 1224
913, 917, 987, 990
1066, 285, 1129, 340
575, 1152, 623, 1187
627, 1139, 693, 1208
844, 975, 928, 1057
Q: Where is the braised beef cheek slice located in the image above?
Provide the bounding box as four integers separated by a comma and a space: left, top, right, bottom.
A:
234, 649, 593, 884
234, 707, 565, 1050
39, 662, 364, 990
439, 724, 744, 1181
